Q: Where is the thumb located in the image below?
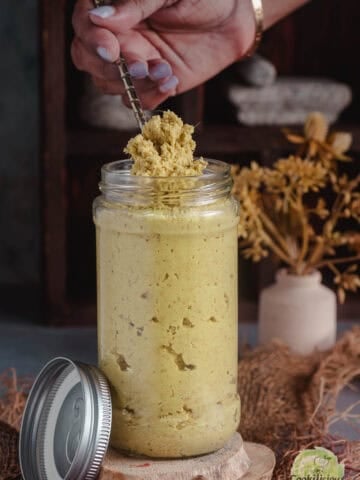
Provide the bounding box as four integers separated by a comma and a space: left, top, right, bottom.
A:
89, 0, 171, 32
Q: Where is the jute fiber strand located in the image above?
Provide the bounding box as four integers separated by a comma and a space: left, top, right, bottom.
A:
0, 421, 19, 480
1, 327, 360, 480
238, 326, 360, 479
0, 368, 29, 480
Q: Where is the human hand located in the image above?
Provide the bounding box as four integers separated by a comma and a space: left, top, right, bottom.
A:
71, 0, 256, 109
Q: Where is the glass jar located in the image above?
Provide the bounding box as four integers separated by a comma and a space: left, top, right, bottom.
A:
93, 159, 240, 458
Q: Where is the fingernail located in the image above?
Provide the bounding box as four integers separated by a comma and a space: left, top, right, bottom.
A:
97, 46, 113, 62
149, 62, 172, 81
128, 61, 148, 79
89, 6, 116, 18
159, 75, 179, 93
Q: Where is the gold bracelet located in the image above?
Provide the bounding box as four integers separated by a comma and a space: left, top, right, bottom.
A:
93, 0, 112, 6
245, 0, 264, 57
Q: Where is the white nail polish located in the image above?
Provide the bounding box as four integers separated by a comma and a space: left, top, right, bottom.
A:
128, 62, 148, 79
89, 6, 116, 19
97, 46, 113, 62
159, 76, 179, 93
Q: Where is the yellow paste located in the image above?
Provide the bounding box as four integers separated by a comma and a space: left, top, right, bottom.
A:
124, 110, 207, 176
95, 111, 240, 458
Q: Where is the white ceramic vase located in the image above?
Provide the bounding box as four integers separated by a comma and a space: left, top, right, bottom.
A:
259, 269, 337, 355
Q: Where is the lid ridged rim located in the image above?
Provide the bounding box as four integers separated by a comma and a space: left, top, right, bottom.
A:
19, 357, 112, 480
83, 365, 112, 480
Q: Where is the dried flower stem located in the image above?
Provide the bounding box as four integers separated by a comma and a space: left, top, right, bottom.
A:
305, 238, 325, 272
262, 229, 296, 266
309, 189, 349, 267
314, 254, 360, 271
259, 210, 292, 259
295, 203, 309, 274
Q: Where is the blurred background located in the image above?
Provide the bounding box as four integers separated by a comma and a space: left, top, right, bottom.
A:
1, 0, 359, 326
1, 1, 39, 315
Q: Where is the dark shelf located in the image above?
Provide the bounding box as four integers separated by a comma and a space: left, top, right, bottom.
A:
67, 124, 360, 158
67, 125, 286, 158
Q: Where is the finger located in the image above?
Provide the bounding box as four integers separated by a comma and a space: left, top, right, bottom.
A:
121, 66, 179, 105
85, 26, 120, 64
73, 0, 102, 39
92, 76, 124, 95
158, 75, 179, 94
115, 33, 174, 84
72, 37, 120, 80
116, 33, 160, 79
93, 74, 173, 111
92, 75, 155, 96
147, 59, 173, 82
122, 80, 179, 111
74, 1, 120, 63
79, 28, 152, 81
88, 0, 175, 34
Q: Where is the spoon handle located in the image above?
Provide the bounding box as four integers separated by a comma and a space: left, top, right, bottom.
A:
115, 55, 147, 130
93, 0, 147, 130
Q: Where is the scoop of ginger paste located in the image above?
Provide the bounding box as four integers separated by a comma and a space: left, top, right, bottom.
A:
124, 110, 207, 177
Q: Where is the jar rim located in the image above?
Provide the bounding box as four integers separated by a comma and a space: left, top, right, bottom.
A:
101, 158, 230, 186
99, 158, 233, 207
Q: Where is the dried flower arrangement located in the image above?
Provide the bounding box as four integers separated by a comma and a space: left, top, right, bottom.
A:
231, 112, 360, 303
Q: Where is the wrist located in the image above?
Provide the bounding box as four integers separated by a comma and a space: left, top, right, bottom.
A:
231, 0, 310, 61
230, 0, 257, 60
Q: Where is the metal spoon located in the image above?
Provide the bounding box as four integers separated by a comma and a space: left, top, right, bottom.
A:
93, 0, 147, 130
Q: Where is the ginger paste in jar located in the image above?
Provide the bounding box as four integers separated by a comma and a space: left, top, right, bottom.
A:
94, 110, 240, 458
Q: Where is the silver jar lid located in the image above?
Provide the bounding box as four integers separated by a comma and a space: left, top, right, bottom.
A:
19, 357, 112, 480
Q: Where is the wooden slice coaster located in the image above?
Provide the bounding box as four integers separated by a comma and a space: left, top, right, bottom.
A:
241, 442, 276, 480
99, 433, 276, 480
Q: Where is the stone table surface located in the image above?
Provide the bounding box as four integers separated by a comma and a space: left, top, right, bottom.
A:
0, 316, 358, 440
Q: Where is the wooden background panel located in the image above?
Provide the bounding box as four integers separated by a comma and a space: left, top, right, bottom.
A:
66, 156, 105, 302
41, 0, 68, 318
